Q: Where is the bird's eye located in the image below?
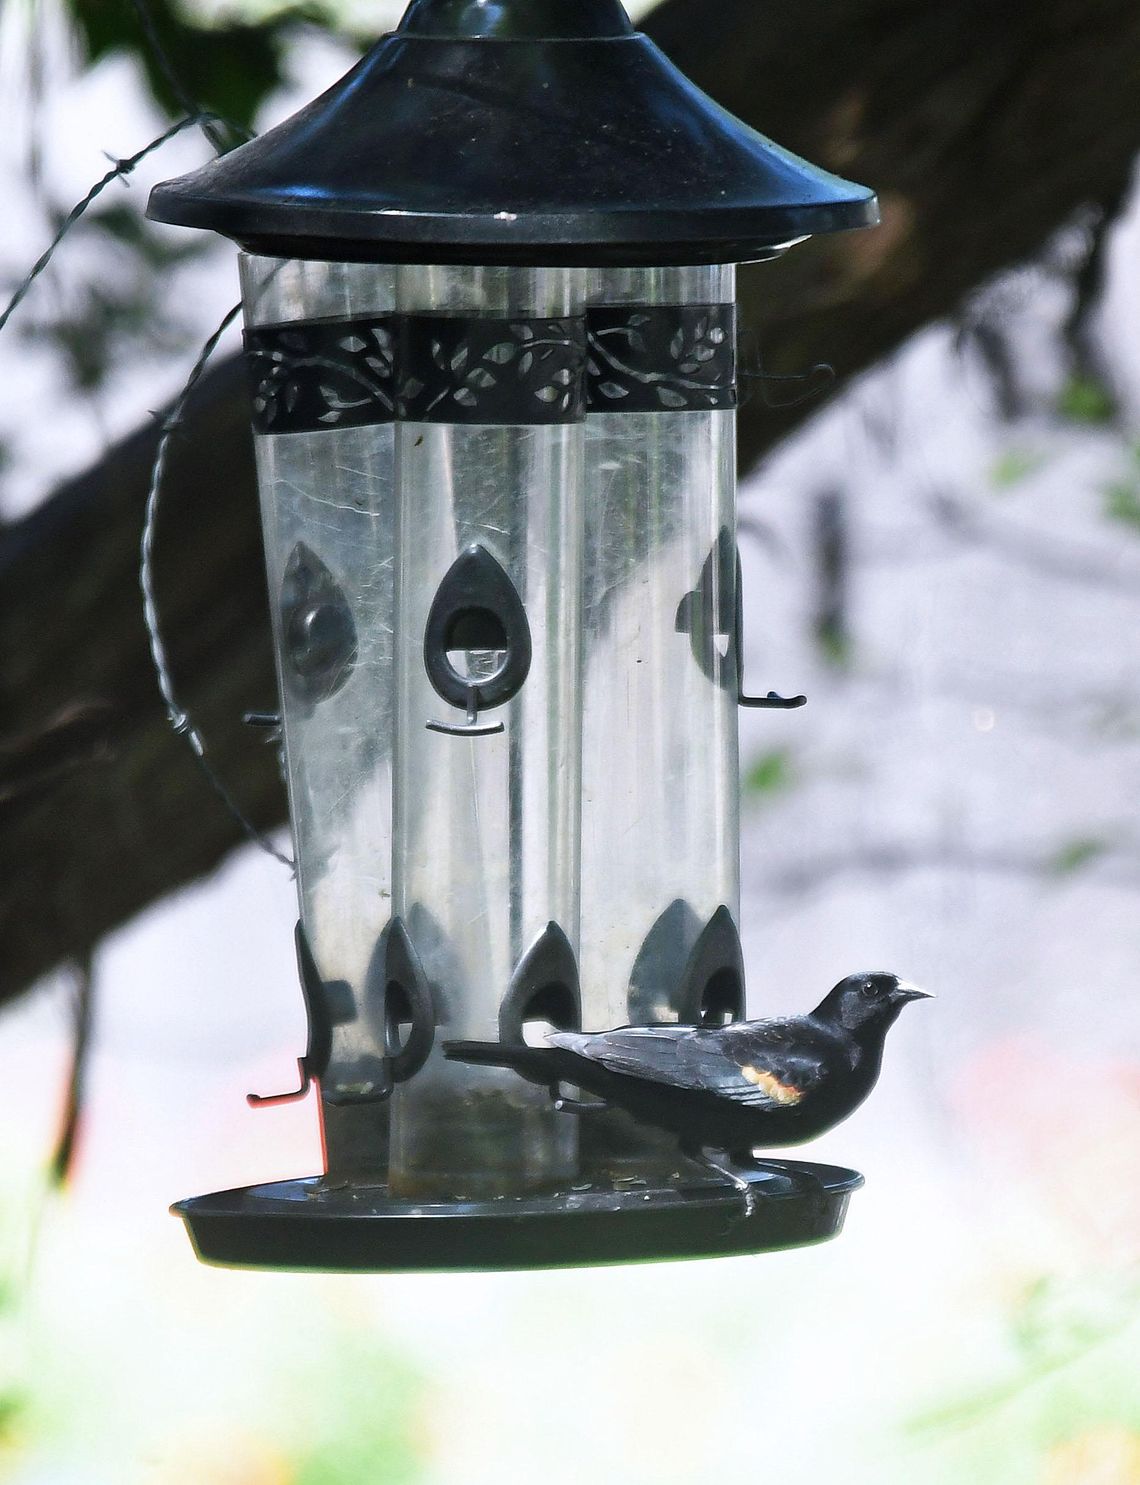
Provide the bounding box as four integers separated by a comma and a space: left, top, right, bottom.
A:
859, 981, 879, 1000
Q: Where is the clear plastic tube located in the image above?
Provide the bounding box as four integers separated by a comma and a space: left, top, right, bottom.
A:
242, 255, 742, 1198
240, 254, 397, 1174
388, 266, 586, 1197
580, 266, 740, 1031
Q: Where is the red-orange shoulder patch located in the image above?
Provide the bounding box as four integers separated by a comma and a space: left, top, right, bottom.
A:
740, 1065, 803, 1105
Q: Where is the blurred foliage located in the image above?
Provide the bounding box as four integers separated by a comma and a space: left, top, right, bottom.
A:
2, 0, 298, 400
990, 448, 1046, 490
288, 1335, 426, 1485
901, 1271, 1140, 1485
1042, 1428, 1140, 1484
1056, 373, 1118, 426
1104, 481, 1140, 534
1009, 1274, 1132, 1371
34, 0, 330, 395
66, 0, 317, 135
1098, 441, 1140, 535
1104, 479, 1140, 533
15, 201, 207, 389
0, 1389, 26, 1450
0, 1175, 430, 1481
815, 622, 852, 669
1047, 836, 1111, 876
742, 748, 796, 799
84, 200, 207, 270
0, 1224, 28, 1463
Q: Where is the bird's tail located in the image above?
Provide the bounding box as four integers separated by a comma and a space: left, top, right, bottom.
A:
443, 1040, 559, 1086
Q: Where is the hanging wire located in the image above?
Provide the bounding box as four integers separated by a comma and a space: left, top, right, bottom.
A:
0, 38, 287, 871
0, 0, 289, 1278
0, 112, 221, 337
139, 303, 295, 871
126, 0, 253, 155
737, 325, 836, 410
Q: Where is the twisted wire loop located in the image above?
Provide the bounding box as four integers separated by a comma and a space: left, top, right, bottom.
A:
1, 0, 285, 1210
2, 0, 250, 340
0, 96, 288, 865
139, 304, 294, 871
0, 113, 222, 337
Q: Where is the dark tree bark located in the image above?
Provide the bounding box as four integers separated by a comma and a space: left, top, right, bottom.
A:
2, 0, 1139, 1008
0, 358, 280, 1003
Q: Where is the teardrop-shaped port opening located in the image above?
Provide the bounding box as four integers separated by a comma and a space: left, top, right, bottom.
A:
424, 545, 531, 711
280, 542, 358, 705
678, 906, 746, 1027
294, 921, 355, 1079
500, 922, 581, 1047
365, 918, 436, 1082
627, 898, 701, 1025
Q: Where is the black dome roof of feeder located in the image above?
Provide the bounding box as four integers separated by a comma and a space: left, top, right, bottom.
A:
147, 0, 878, 264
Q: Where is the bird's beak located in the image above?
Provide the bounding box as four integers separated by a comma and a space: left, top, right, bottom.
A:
894, 981, 933, 1002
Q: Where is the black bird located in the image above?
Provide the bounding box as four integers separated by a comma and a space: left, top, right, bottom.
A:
445, 971, 931, 1213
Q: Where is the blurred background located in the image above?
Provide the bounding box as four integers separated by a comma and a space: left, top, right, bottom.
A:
1, 0, 1138, 1481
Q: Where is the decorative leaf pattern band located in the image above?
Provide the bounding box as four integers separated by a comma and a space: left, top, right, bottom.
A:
585, 305, 736, 412
399, 315, 587, 425
245, 305, 736, 433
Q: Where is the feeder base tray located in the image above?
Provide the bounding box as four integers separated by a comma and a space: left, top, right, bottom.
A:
175, 1161, 862, 1272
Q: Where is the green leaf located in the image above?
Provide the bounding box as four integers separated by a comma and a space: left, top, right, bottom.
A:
743, 749, 795, 798
1047, 837, 1109, 875
1103, 480, 1140, 533
815, 622, 852, 669
991, 448, 1045, 489
0, 1390, 24, 1444
1056, 374, 1117, 425
67, 0, 304, 133
289, 1338, 425, 1485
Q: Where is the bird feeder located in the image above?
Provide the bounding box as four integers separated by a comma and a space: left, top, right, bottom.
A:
148, 0, 878, 1271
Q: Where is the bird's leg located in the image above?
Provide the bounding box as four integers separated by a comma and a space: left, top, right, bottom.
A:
549, 1083, 610, 1115
683, 1144, 757, 1220
730, 1151, 827, 1210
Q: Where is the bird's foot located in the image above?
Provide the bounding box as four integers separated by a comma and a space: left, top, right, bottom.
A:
688, 1148, 758, 1221
732, 1154, 827, 1213
736, 1177, 757, 1222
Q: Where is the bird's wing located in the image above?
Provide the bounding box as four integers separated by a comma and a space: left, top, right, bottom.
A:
547, 1022, 829, 1109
